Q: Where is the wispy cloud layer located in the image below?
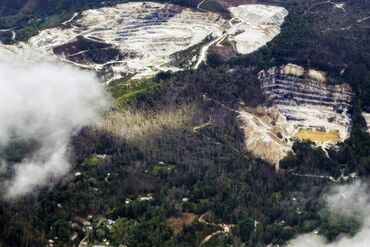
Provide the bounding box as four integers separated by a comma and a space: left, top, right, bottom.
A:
288, 181, 370, 247
0, 49, 110, 198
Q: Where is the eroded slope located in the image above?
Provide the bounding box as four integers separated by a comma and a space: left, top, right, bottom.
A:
239, 64, 353, 165
2, 2, 288, 81
27, 2, 226, 80
228, 4, 288, 54
238, 105, 291, 165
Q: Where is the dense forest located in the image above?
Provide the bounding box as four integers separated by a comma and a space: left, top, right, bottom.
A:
1, 0, 370, 246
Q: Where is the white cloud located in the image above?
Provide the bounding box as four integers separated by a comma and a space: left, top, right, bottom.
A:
0, 48, 110, 198
288, 181, 370, 247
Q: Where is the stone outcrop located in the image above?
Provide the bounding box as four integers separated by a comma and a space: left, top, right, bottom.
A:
239, 64, 354, 166
26, 2, 227, 80
258, 64, 353, 141
363, 112, 370, 133
228, 5, 288, 54
2, 2, 288, 82
259, 64, 352, 110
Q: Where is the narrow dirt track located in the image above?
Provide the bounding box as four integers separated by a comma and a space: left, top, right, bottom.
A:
198, 213, 233, 247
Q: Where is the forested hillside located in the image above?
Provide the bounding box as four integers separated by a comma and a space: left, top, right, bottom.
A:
0, 0, 370, 246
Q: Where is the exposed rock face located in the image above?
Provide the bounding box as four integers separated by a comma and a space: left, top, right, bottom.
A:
260, 64, 349, 106
217, 0, 260, 8
259, 64, 353, 141
2, 2, 287, 82
239, 64, 353, 166
363, 112, 370, 132
228, 5, 288, 54
27, 2, 227, 80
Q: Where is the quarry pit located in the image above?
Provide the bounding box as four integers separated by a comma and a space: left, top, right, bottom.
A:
1, 2, 288, 81
239, 64, 354, 166
295, 129, 340, 143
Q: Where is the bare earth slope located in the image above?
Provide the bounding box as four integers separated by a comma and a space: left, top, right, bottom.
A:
239, 64, 353, 166
1, 2, 288, 81
27, 2, 226, 80
229, 4, 288, 54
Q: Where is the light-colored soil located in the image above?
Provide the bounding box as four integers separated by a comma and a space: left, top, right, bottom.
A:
238, 106, 292, 166
363, 112, 370, 133
238, 64, 353, 166
228, 5, 288, 54
295, 129, 340, 142
217, 0, 259, 8
198, 213, 233, 247
3, 2, 288, 82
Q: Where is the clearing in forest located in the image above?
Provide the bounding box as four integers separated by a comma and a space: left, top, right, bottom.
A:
295, 129, 340, 142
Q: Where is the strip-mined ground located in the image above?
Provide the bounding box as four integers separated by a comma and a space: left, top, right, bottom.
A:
295, 129, 340, 142
4, 2, 288, 82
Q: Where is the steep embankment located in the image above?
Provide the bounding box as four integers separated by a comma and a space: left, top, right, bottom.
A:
1, 2, 288, 82
26, 2, 227, 80
239, 64, 353, 166
228, 4, 288, 54
363, 112, 370, 133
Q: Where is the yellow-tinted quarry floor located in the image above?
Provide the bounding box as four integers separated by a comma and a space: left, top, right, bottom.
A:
295, 129, 340, 142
